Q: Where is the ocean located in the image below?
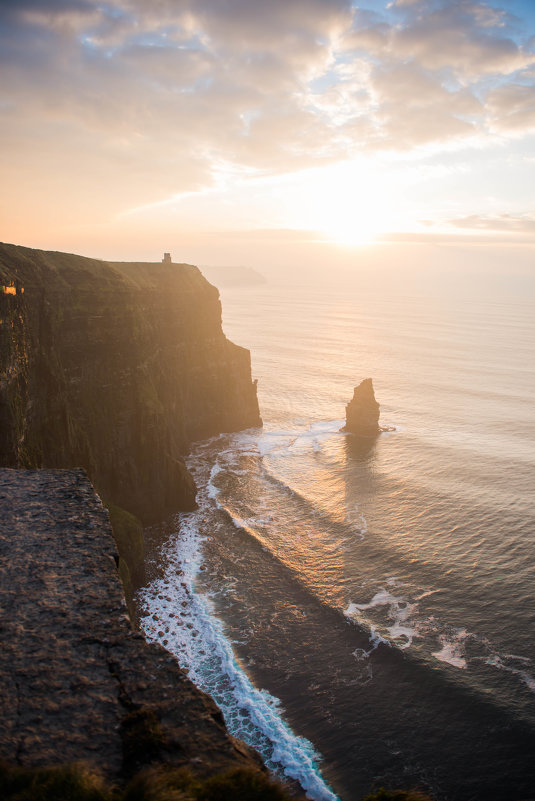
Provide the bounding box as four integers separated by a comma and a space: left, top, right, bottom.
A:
139, 265, 535, 801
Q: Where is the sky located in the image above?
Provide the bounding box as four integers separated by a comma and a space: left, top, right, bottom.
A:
1, 0, 535, 272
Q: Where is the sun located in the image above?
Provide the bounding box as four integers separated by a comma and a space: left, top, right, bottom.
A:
318, 204, 386, 246
288, 159, 400, 246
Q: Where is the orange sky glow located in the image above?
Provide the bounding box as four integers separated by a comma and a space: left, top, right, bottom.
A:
1, 0, 535, 274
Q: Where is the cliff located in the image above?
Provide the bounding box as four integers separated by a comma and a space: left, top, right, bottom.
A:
0, 468, 266, 785
0, 243, 261, 591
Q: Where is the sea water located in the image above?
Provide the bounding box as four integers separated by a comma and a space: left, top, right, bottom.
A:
139, 267, 535, 801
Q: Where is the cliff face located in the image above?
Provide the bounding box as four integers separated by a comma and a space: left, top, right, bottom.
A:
0, 243, 261, 587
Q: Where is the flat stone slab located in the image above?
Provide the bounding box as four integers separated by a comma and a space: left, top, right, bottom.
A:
0, 469, 260, 779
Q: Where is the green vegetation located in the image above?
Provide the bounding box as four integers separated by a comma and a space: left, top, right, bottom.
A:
121, 766, 293, 801
194, 768, 292, 801
121, 766, 193, 801
0, 762, 112, 801
0, 763, 294, 801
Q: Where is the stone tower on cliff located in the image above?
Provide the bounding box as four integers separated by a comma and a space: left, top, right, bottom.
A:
162, 253, 172, 264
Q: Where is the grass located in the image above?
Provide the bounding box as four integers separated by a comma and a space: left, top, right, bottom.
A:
0, 762, 112, 801
0, 763, 295, 801
1, 757, 437, 801
193, 768, 293, 801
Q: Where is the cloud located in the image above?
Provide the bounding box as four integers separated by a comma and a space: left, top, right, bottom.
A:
0, 0, 350, 156
335, 1, 535, 152
0, 0, 360, 237
125, 0, 352, 45
369, 61, 482, 147
450, 213, 535, 232
487, 82, 535, 133
1, 0, 535, 240
351, 0, 533, 79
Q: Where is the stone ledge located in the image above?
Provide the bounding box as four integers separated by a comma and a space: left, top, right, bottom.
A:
0, 468, 262, 780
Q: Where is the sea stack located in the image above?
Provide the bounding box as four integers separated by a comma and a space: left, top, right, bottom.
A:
343, 378, 380, 436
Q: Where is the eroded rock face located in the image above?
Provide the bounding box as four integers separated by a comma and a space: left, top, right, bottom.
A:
0, 245, 261, 521
0, 244, 262, 583
343, 378, 380, 436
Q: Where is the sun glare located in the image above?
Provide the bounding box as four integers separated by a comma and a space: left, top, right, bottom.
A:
290, 160, 401, 246
319, 205, 385, 246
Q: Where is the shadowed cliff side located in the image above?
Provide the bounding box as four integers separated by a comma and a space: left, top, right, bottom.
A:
0, 243, 261, 593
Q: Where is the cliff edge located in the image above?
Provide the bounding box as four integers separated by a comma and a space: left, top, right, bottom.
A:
0, 243, 261, 591
0, 468, 264, 782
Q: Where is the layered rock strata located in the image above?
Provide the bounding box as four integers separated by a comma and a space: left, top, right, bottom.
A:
0, 468, 263, 780
0, 243, 261, 590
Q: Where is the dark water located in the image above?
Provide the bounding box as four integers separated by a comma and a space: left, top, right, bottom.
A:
140, 271, 535, 800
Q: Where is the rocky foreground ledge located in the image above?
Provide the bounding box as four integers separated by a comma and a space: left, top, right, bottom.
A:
0, 468, 262, 781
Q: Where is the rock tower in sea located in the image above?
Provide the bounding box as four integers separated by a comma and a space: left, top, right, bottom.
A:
342, 378, 380, 436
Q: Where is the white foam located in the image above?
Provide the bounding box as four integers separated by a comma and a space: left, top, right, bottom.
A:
309, 419, 345, 435
258, 420, 343, 459
485, 654, 535, 693
369, 626, 389, 649
288, 420, 345, 457
352, 648, 370, 660
351, 589, 399, 612
345, 588, 420, 649
350, 648, 374, 684
344, 607, 389, 652
207, 462, 223, 501
432, 631, 468, 669
257, 430, 300, 457
139, 512, 339, 801
504, 653, 531, 663
254, 515, 275, 525
345, 602, 360, 618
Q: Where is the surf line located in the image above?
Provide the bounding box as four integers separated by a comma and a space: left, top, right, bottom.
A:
140, 511, 340, 801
